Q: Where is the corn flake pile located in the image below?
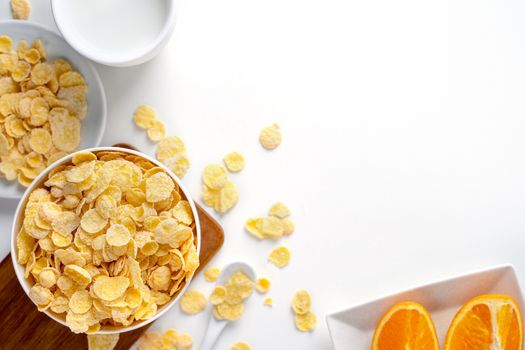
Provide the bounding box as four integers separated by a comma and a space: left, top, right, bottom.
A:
212, 271, 254, 321
245, 202, 294, 239
16, 150, 200, 333
10, 0, 31, 20
291, 289, 317, 332
201, 163, 239, 214
0, 35, 88, 187
138, 328, 193, 350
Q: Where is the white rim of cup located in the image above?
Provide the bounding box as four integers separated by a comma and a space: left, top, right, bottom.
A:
11, 146, 201, 334
50, 0, 177, 66
0, 20, 107, 199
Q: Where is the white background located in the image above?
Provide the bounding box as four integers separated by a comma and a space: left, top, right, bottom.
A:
1, 0, 525, 349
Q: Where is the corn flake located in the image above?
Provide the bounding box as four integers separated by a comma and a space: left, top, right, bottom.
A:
259, 123, 282, 150
180, 289, 207, 314
204, 267, 220, 282
268, 246, 291, 268
256, 277, 271, 293
231, 341, 252, 350
295, 311, 317, 332
291, 289, 311, 315
147, 120, 166, 142
263, 297, 273, 306
202, 164, 227, 189
223, 151, 245, 172
268, 202, 291, 218
87, 334, 119, 350
133, 104, 156, 129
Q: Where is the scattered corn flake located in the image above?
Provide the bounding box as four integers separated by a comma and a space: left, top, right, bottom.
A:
282, 218, 295, 235
10, 0, 31, 20
268, 202, 291, 218
180, 290, 207, 314
176, 332, 193, 350
291, 289, 311, 315
156, 136, 186, 160
147, 120, 166, 142
263, 297, 273, 306
231, 341, 252, 350
268, 246, 291, 268
256, 277, 271, 293
295, 311, 317, 332
133, 104, 156, 129
210, 286, 226, 305
87, 334, 119, 350
259, 123, 282, 150
223, 151, 245, 172
216, 301, 244, 321
202, 164, 227, 190
204, 267, 221, 282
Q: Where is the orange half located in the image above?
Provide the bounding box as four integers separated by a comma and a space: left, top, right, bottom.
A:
371, 301, 439, 350
444, 294, 523, 350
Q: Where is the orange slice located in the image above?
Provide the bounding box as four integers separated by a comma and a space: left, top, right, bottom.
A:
371, 301, 439, 350
444, 294, 523, 350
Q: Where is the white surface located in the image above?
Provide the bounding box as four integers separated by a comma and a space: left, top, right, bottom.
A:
1, 0, 525, 349
0, 20, 106, 198
51, 0, 176, 66
10, 147, 201, 334
327, 264, 523, 349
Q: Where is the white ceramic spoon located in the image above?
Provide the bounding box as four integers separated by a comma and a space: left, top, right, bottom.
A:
199, 262, 256, 350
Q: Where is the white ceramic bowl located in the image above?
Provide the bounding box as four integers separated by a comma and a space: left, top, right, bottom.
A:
11, 147, 201, 334
51, 0, 177, 67
0, 20, 107, 199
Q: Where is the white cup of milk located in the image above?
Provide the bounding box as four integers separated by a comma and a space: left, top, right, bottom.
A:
51, 0, 176, 66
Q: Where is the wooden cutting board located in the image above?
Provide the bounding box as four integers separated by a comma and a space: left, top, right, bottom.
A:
0, 163, 224, 350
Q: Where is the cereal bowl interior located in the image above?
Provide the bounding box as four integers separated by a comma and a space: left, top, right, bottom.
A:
11, 147, 201, 334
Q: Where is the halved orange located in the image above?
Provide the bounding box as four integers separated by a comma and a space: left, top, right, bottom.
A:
371, 301, 439, 350
444, 294, 523, 350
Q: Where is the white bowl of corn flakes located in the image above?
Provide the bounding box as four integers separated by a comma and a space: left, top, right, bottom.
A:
11, 147, 201, 334
0, 21, 106, 198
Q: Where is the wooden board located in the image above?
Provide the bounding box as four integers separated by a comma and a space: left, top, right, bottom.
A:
0, 144, 224, 349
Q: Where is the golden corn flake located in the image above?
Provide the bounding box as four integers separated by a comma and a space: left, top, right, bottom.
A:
291, 289, 311, 315
16, 151, 199, 333
231, 341, 252, 350
202, 164, 227, 189
223, 151, 245, 172
156, 135, 186, 160
147, 119, 166, 142
146, 171, 174, 203
259, 123, 282, 150
268, 246, 291, 268
216, 301, 244, 321
256, 277, 271, 293
268, 202, 291, 218
10, 0, 31, 20
176, 332, 193, 350
204, 267, 220, 282
133, 104, 156, 129
263, 297, 273, 306
210, 286, 226, 305
282, 218, 295, 235
180, 290, 207, 314
295, 311, 317, 332
0, 36, 12, 53
69, 290, 92, 314
87, 334, 119, 350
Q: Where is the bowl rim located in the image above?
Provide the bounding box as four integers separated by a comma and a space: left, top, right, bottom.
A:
50, 0, 177, 66
0, 20, 107, 199
10, 146, 201, 334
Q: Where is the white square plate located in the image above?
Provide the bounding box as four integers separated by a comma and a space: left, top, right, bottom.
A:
326, 264, 524, 349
